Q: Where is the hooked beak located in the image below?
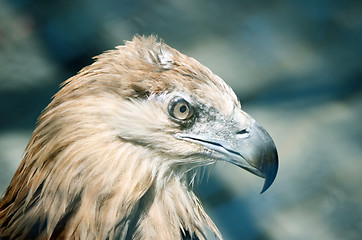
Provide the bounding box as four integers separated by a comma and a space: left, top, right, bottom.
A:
176, 122, 278, 193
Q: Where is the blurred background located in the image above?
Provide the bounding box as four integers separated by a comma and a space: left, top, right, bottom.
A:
0, 0, 361, 239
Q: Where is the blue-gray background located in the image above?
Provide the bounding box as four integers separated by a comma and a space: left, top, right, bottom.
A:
0, 0, 361, 239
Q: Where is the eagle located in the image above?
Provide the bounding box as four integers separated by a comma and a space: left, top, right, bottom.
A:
0, 36, 278, 240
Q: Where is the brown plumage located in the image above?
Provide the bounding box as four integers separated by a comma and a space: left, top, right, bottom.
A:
0, 36, 278, 239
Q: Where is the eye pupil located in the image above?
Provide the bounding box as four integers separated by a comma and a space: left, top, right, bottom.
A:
180, 105, 187, 113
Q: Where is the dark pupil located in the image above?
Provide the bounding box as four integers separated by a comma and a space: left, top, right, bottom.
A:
179, 105, 187, 113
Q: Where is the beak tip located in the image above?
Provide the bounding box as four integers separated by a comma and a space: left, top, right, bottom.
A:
260, 178, 274, 194
259, 153, 278, 194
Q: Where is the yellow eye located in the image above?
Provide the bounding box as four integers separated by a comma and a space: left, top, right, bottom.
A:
169, 97, 193, 120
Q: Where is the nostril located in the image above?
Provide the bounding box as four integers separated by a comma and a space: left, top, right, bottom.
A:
236, 129, 249, 136
237, 129, 249, 135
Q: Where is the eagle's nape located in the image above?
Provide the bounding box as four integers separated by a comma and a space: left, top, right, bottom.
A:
0, 35, 278, 240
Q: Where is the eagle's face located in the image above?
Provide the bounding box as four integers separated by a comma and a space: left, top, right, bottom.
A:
100, 81, 277, 193
72, 36, 279, 193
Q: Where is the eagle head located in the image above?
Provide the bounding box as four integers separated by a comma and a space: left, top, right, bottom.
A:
0, 35, 278, 240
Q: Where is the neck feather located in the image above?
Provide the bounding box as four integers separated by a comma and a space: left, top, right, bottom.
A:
0, 131, 220, 239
